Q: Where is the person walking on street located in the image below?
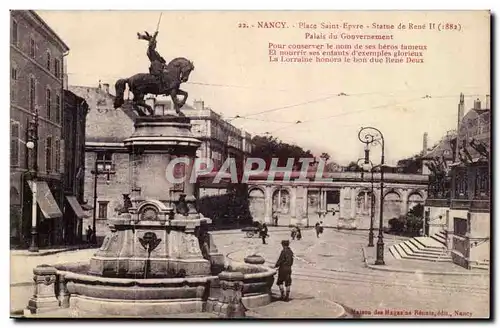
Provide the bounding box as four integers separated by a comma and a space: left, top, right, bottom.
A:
273, 211, 279, 227
260, 223, 269, 244
86, 225, 93, 243
275, 240, 294, 301
296, 225, 302, 241
315, 221, 324, 238
290, 225, 297, 240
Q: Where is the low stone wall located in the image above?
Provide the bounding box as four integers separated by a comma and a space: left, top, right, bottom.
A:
26, 259, 276, 318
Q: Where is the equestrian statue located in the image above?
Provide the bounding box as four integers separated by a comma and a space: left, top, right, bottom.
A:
113, 30, 195, 116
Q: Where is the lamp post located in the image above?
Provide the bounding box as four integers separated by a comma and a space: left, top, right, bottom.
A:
358, 127, 385, 265
27, 108, 39, 252
357, 157, 375, 247
90, 155, 111, 244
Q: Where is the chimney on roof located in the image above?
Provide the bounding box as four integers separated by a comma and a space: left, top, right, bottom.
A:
474, 98, 481, 110
103, 83, 110, 94
193, 100, 204, 110
457, 93, 465, 129
422, 132, 428, 155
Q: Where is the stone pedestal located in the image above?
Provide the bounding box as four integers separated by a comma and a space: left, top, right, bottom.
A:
89, 116, 224, 278
125, 116, 201, 215
27, 265, 60, 314
212, 271, 246, 318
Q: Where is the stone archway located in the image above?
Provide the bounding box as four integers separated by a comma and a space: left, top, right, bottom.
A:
356, 190, 375, 229
248, 188, 265, 222
272, 188, 290, 226
408, 192, 424, 213
383, 191, 402, 227
356, 190, 374, 216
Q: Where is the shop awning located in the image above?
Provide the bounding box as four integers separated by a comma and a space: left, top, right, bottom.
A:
27, 181, 63, 219
66, 196, 89, 219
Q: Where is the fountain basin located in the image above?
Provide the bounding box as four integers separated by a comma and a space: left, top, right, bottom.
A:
52, 261, 275, 317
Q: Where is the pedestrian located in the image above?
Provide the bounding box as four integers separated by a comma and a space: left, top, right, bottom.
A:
296, 225, 302, 241
275, 240, 294, 301
273, 211, 279, 227
319, 221, 324, 234
86, 225, 93, 243
260, 223, 269, 244
290, 226, 297, 240
315, 222, 320, 238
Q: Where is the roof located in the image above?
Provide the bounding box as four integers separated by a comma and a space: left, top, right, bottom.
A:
422, 133, 456, 160
455, 108, 490, 162
69, 85, 137, 142
16, 10, 70, 51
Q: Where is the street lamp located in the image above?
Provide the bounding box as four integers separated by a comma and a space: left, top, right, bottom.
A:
27, 108, 39, 252
358, 127, 385, 265
356, 157, 375, 248
91, 155, 111, 244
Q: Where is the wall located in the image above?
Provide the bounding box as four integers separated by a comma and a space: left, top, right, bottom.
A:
83, 151, 130, 237
245, 175, 428, 229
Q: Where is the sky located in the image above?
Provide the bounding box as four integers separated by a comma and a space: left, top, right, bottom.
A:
36, 10, 490, 165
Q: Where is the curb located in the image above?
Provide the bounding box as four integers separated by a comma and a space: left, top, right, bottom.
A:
361, 246, 488, 276
11, 246, 97, 257
211, 227, 294, 235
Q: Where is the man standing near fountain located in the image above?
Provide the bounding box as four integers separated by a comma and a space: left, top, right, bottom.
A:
275, 240, 294, 301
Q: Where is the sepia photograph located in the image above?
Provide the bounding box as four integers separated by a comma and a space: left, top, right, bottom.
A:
8, 9, 491, 319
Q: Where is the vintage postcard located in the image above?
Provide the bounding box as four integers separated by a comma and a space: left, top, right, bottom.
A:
9, 10, 490, 319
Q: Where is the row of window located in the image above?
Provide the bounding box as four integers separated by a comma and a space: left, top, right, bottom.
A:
11, 67, 61, 123
10, 121, 60, 173
11, 19, 62, 78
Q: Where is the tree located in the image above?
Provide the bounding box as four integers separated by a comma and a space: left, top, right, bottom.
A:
397, 154, 423, 174
325, 162, 342, 172
320, 152, 330, 162
250, 135, 314, 169
408, 203, 424, 218
345, 161, 362, 172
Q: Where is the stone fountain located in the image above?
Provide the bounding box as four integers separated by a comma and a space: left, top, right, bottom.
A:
25, 115, 276, 318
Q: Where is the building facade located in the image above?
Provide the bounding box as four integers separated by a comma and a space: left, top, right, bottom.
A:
198, 171, 428, 229
62, 90, 90, 243
424, 95, 490, 269
10, 10, 69, 247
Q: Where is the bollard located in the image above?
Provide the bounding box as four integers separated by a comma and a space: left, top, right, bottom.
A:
215, 271, 246, 318
26, 265, 60, 314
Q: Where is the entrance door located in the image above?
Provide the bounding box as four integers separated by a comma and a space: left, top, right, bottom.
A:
272, 189, 290, 226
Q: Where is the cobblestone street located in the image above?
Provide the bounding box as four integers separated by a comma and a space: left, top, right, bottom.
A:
11, 227, 489, 318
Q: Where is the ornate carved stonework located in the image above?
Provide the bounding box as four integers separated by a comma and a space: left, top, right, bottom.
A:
141, 206, 159, 220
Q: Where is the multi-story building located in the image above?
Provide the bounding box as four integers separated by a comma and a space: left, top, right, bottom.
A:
70, 86, 253, 237
424, 94, 490, 270
10, 10, 69, 247
62, 90, 90, 244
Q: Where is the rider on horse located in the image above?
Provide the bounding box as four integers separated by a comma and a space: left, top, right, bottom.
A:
137, 31, 168, 90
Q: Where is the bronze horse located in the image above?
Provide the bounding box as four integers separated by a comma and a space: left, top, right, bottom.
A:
113, 57, 194, 116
